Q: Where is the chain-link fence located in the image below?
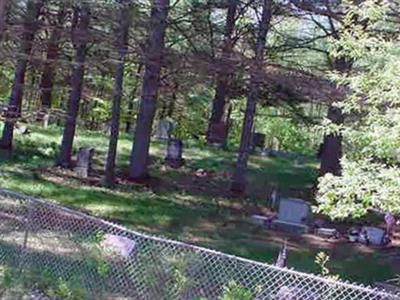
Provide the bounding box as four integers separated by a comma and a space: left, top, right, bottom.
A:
0, 188, 398, 300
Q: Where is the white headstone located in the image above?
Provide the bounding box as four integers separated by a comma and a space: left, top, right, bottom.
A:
155, 120, 173, 140
272, 198, 312, 233
101, 234, 136, 257
278, 198, 311, 224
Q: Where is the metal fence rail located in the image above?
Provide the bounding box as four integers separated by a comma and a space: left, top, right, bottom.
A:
0, 188, 398, 300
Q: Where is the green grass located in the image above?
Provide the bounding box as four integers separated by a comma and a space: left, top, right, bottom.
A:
0, 124, 398, 284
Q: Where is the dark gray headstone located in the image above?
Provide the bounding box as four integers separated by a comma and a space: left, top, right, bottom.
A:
165, 139, 184, 168
252, 132, 266, 149
155, 119, 173, 140
359, 227, 387, 246
207, 122, 228, 145
75, 147, 95, 178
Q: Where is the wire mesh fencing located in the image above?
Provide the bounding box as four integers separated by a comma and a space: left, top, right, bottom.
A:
0, 188, 399, 300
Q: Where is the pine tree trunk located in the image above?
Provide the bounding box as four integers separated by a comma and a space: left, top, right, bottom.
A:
0, 0, 43, 151
125, 64, 143, 133
319, 58, 349, 176
319, 106, 344, 176
206, 1, 237, 144
39, 5, 65, 112
231, 0, 272, 193
104, 2, 132, 186
129, 0, 169, 180
0, 0, 6, 41
58, 5, 90, 168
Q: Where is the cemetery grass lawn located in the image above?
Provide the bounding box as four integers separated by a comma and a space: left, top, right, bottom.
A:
0, 125, 399, 284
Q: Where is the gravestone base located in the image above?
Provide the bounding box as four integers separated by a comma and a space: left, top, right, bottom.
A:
250, 215, 270, 226
165, 157, 185, 169
272, 198, 312, 234
315, 228, 339, 239
207, 122, 228, 147
272, 220, 310, 234
74, 147, 95, 178
165, 139, 184, 168
75, 167, 89, 178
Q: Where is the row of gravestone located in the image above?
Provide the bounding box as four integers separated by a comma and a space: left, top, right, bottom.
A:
75, 139, 185, 179
251, 197, 390, 246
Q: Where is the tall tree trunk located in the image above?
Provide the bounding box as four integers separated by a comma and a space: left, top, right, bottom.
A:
39, 4, 65, 111
104, 2, 132, 186
125, 63, 143, 133
319, 57, 350, 176
231, 0, 272, 193
58, 5, 90, 168
129, 0, 169, 180
206, 1, 237, 144
0, 0, 6, 42
319, 106, 344, 176
0, 0, 43, 151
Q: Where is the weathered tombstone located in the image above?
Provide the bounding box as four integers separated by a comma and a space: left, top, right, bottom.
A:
104, 121, 112, 135
75, 147, 95, 178
101, 234, 136, 257
165, 139, 185, 168
16, 124, 31, 135
207, 122, 228, 146
250, 214, 270, 226
294, 156, 306, 168
316, 228, 339, 239
261, 148, 278, 157
268, 186, 279, 208
272, 198, 312, 234
155, 119, 173, 140
252, 132, 266, 149
36, 109, 50, 128
359, 227, 387, 246
385, 212, 396, 236
42, 113, 50, 128
275, 286, 320, 300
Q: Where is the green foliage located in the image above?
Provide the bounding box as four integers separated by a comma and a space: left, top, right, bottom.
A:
0, 265, 86, 299
315, 252, 339, 280
171, 89, 211, 140
316, 0, 400, 219
48, 277, 86, 300
219, 281, 254, 300
0, 64, 13, 99
317, 158, 400, 219
257, 115, 320, 156
229, 105, 322, 155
